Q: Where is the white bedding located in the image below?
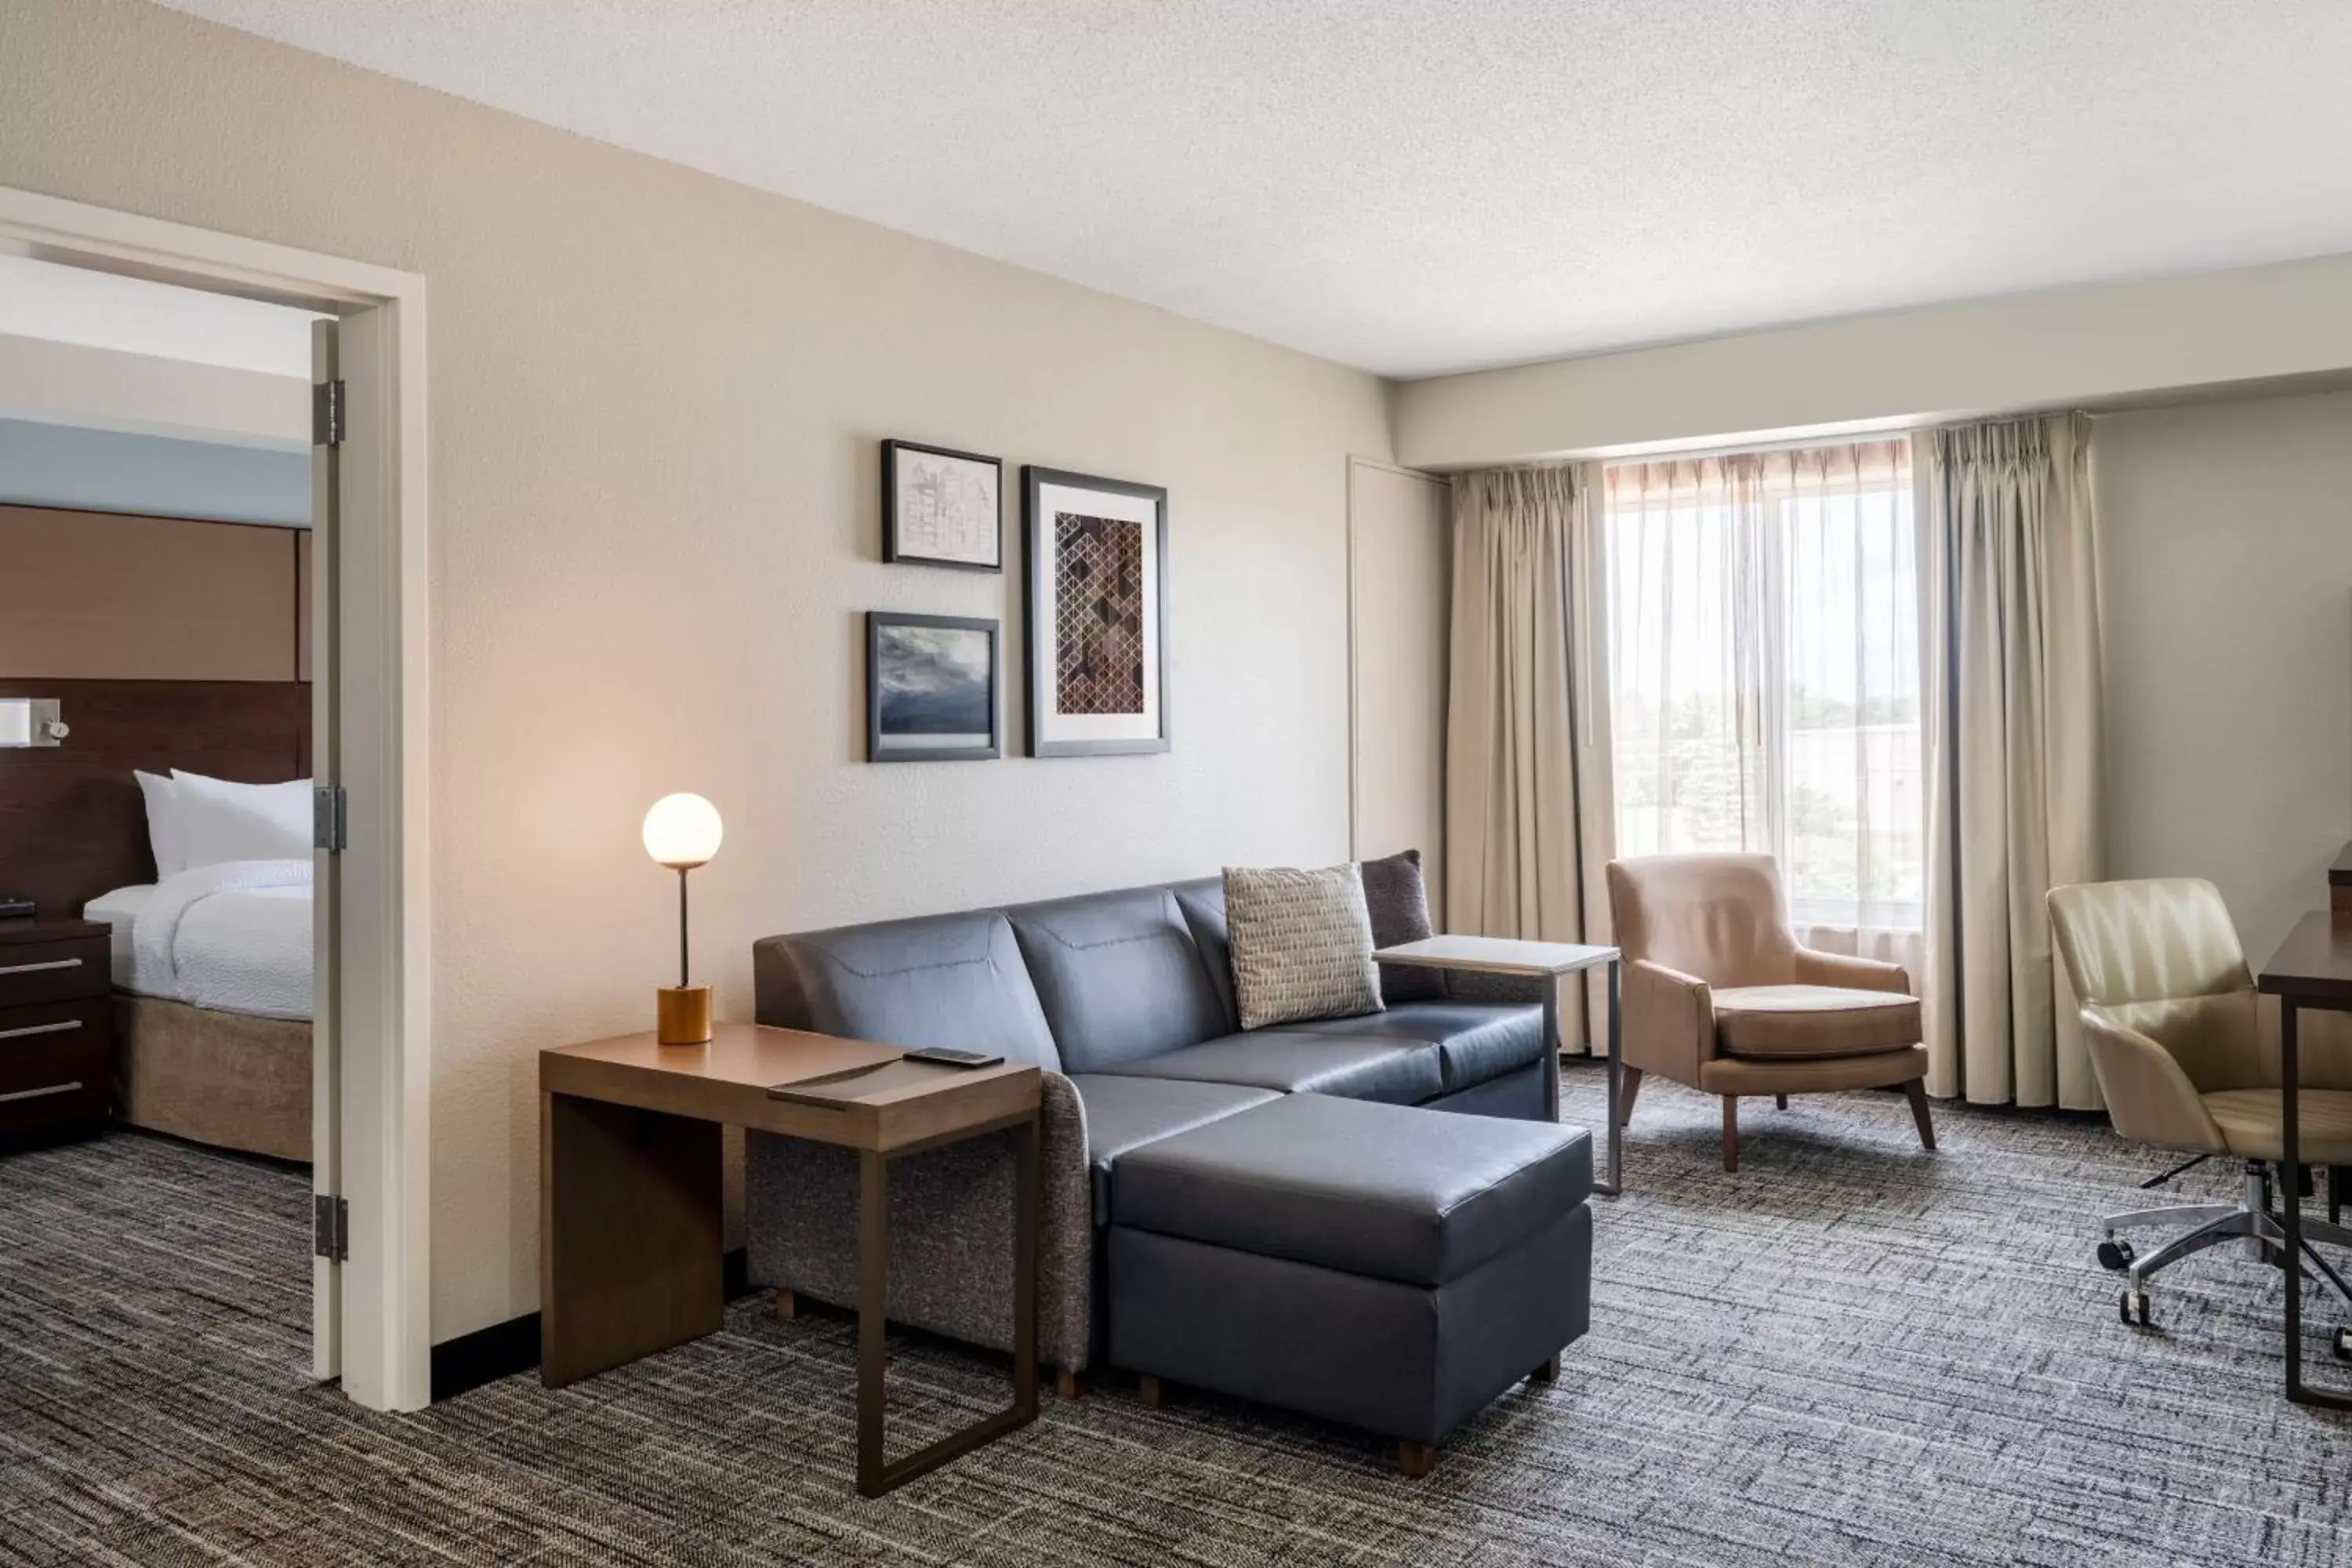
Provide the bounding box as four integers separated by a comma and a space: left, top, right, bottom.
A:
84, 859, 313, 1022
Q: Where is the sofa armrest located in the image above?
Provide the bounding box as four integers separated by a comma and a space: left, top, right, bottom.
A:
1623, 958, 1715, 1085
2079, 1010, 2227, 1152
743, 1069, 1095, 1373
1793, 949, 1912, 995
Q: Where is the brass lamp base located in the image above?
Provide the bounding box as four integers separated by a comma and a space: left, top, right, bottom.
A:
655, 985, 713, 1045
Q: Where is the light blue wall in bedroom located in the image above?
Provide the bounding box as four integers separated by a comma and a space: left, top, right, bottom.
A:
0, 418, 309, 527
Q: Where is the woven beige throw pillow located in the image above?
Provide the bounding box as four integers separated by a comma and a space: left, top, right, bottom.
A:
1221, 862, 1385, 1030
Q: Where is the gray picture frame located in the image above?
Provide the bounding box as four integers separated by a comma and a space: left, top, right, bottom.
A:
1021, 465, 1171, 758
866, 611, 1002, 763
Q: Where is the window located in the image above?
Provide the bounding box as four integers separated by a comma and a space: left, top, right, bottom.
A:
1604, 439, 1922, 935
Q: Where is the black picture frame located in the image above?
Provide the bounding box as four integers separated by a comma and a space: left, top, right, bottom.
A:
1021, 465, 1171, 758
866, 612, 1002, 763
881, 438, 1003, 572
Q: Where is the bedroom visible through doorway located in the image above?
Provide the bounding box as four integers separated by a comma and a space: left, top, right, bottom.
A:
0, 253, 331, 1377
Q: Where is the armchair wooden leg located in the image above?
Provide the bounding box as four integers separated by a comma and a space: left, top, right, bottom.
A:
1904, 1079, 1936, 1152
1773, 1093, 1788, 1110
774, 1287, 797, 1322
1619, 1065, 1644, 1127
1721, 1096, 1740, 1172
1397, 1440, 1436, 1479
1054, 1367, 1089, 1400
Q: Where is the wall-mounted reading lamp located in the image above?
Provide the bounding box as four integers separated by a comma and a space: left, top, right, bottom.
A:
0, 699, 68, 748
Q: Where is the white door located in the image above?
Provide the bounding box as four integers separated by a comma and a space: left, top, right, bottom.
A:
308, 319, 343, 1382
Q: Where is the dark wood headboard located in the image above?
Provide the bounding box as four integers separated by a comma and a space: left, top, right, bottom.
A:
0, 678, 310, 918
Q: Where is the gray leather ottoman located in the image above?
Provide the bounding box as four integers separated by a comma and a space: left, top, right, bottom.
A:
1104, 1091, 1592, 1475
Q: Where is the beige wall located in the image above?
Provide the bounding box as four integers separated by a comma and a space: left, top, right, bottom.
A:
1346, 459, 1450, 919
0, 0, 1391, 1341
2093, 389, 2352, 964
1394, 253, 2352, 470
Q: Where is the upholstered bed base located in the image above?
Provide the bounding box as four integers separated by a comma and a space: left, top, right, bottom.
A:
111, 994, 311, 1163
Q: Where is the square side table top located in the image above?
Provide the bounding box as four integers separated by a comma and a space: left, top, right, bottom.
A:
1373, 935, 1619, 977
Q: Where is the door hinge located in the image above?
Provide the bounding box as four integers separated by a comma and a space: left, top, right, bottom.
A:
314, 1194, 350, 1263
314, 783, 347, 854
313, 379, 346, 447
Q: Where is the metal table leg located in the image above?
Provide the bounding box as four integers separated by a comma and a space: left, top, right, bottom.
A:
855, 1111, 1043, 1495
1540, 971, 1563, 1123
1595, 957, 1623, 1197
2281, 1000, 2352, 1409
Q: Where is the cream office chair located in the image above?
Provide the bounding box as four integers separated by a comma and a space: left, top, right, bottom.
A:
2048, 878, 2352, 1345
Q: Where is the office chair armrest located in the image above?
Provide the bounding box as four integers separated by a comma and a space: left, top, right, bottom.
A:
1792, 949, 1911, 995
1623, 958, 1715, 1084
2079, 1010, 2227, 1152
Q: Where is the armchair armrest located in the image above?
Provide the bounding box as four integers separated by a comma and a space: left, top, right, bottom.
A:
1793, 948, 1912, 995
1623, 958, 1715, 1085
2078, 1010, 2227, 1152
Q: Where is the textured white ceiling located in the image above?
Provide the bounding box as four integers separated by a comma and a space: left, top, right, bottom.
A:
154, 1, 2352, 378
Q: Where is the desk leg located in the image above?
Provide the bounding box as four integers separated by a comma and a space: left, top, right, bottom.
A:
855, 1114, 1043, 1497
1597, 958, 1623, 1198
2280, 1004, 2352, 1409
540, 1091, 723, 1388
1541, 971, 1563, 1123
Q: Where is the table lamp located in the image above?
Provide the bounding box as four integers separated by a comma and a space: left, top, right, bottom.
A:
642, 792, 723, 1044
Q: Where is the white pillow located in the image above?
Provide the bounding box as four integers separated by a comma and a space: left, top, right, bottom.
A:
135, 770, 183, 880
172, 770, 313, 870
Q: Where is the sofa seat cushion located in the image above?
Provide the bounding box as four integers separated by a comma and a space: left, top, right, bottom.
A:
1286, 1002, 1544, 1092
1065, 1075, 1279, 1220
1712, 984, 1921, 1059
1092, 1030, 1442, 1105
1112, 1092, 1592, 1287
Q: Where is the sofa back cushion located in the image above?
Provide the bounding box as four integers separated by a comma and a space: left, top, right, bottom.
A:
1170, 877, 1236, 1028
1006, 885, 1229, 1072
753, 909, 1062, 1070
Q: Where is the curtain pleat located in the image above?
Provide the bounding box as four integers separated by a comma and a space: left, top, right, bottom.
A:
1918, 412, 2104, 1107
1443, 463, 1614, 1047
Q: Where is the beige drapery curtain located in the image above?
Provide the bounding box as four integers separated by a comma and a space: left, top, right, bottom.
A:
1917, 412, 2105, 1107
1443, 463, 1615, 1047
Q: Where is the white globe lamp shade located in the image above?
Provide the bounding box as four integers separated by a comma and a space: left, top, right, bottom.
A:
642, 793, 724, 869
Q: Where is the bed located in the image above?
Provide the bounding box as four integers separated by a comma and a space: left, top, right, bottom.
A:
82, 778, 316, 1164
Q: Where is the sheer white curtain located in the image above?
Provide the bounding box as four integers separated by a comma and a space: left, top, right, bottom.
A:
1603, 439, 1924, 974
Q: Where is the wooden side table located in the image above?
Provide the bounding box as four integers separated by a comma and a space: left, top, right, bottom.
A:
1373, 935, 1624, 1196
539, 1023, 1043, 1495
0, 916, 113, 1148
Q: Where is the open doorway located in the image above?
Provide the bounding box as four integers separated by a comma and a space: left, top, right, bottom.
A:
0, 191, 430, 1411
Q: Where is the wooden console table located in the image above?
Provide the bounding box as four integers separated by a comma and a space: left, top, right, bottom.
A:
539, 1023, 1043, 1494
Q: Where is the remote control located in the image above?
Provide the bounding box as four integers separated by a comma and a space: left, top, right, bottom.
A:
902, 1046, 1004, 1069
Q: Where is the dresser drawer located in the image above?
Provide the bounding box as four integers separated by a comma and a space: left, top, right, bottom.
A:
0, 997, 110, 1140
0, 935, 109, 1007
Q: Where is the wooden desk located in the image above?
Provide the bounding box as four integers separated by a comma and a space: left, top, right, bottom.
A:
1372, 935, 1624, 1195
539, 1023, 1043, 1494
2256, 912, 2352, 1411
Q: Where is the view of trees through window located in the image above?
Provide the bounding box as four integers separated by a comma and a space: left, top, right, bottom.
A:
1605, 441, 1922, 934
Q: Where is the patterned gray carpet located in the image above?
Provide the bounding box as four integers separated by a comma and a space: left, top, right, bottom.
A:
4, 1066, 2350, 1566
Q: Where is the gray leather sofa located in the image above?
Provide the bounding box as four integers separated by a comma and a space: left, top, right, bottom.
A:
746, 874, 1592, 1468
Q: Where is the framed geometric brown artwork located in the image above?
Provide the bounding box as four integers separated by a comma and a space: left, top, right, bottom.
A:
1019, 466, 1169, 757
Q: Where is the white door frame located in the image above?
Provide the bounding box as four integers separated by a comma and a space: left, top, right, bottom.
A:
0, 186, 432, 1411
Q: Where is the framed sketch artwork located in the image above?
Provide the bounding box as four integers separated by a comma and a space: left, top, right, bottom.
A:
882, 439, 1002, 570
866, 612, 1002, 761
1021, 466, 1170, 757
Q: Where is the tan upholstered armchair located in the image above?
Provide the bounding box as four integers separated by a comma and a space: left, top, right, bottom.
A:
2047, 877, 2352, 1330
1606, 853, 1933, 1171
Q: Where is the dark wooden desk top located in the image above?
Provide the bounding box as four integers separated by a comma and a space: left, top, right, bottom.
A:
2257, 912, 2352, 1004
2330, 844, 2352, 889
541, 1022, 1040, 1153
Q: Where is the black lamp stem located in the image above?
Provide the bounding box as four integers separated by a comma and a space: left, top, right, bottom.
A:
677, 866, 691, 989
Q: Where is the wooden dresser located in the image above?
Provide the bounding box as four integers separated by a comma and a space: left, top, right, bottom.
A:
0, 916, 112, 1147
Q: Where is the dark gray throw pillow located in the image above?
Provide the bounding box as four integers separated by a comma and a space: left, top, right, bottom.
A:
1358, 848, 1446, 1004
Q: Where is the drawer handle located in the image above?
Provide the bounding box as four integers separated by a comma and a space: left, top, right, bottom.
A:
0, 1018, 82, 1042
0, 1080, 82, 1105
0, 956, 82, 978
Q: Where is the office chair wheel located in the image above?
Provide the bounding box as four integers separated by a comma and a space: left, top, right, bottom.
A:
2096, 1238, 2135, 1272
2334, 1327, 2352, 1363
2118, 1289, 2152, 1327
